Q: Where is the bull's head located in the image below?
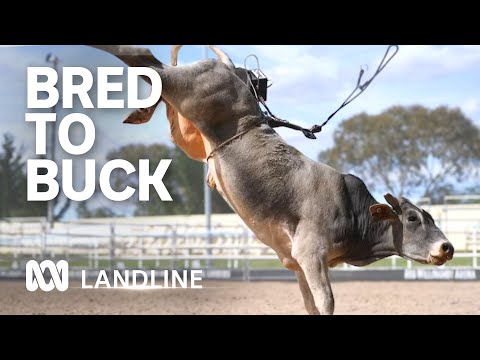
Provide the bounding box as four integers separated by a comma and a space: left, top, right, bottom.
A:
370, 193, 454, 265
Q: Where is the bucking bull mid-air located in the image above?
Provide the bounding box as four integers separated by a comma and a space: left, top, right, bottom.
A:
88, 45, 454, 315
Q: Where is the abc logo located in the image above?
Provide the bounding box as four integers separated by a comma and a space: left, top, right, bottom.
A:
25, 260, 69, 292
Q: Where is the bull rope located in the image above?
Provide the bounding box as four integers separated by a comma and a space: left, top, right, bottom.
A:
245, 45, 400, 139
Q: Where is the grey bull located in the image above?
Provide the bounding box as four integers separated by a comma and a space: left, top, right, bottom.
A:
88, 45, 454, 315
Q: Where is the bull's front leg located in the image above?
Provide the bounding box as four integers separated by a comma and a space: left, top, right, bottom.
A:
295, 269, 320, 315
292, 233, 334, 315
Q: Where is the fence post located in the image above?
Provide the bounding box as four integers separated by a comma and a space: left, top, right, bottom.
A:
88, 248, 93, 269
473, 228, 478, 269
139, 236, 143, 269
171, 227, 177, 271
94, 237, 99, 269
40, 220, 46, 260
12, 250, 18, 269
65, 222, 70, 263
227, 234, 232, 270
243, 228, 250, 281
234, 233, 239, 269
184, 235, 189, 269
109, 223, 115, 280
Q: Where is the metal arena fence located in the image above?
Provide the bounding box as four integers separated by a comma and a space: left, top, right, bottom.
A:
0, 207, 479, 281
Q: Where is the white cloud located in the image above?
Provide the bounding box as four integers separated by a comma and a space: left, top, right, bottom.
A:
227, 46, 341, 107
219, 45, 480, 126
224, 45, 337, 74
268, 53, 338, 82
380, 45, 480, 80
227, 45, 480, 108
0, 47, 38, 69
248, 45, 316, 60
462, 97, 480, 116
250, 46, 338, 79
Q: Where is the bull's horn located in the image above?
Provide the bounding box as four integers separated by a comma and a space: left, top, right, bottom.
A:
384, 193, 403, 214
208, 45, 235, 70
171, 45, 183, 66
171, 45, 235, 70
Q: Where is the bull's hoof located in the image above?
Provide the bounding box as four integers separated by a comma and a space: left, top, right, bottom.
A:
123, 104, 158, 124
207, 173, 216, 189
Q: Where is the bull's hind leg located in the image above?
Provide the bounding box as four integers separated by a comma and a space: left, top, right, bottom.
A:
89, 46, 259, 133
292, 230, 334, 315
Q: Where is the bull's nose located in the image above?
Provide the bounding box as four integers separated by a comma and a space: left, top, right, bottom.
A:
441, 242, 454, 260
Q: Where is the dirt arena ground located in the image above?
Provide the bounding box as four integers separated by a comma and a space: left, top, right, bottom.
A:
1, 280, 479, 315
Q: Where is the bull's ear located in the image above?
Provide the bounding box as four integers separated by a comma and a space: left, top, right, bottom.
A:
369, 204, 398, 223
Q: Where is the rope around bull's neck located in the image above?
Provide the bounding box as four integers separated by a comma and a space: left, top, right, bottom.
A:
206, 116, 266, 161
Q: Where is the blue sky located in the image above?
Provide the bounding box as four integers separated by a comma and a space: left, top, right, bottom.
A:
1, 45, 479, 219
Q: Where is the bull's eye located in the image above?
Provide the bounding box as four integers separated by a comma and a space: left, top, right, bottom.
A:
407, 215, 418, 223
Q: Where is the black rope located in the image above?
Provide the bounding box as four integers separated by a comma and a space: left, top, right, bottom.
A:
261, 45, 400, 139
260, 97, 318, 139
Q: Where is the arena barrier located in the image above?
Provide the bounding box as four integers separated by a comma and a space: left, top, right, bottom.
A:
0, 218, 479, 281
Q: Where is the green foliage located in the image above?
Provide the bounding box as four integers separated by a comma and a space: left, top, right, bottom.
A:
0, 134, 46, 218
319, 105, 480, 203
77, 202, 118, 218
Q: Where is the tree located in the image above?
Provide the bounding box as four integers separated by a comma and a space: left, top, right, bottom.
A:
77, 202, 118, 218
318, 105, 480, 203
0, 134, 46, 218
77, 143, 232, 218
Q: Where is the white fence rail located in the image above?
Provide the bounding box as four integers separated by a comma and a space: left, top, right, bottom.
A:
1, 219, 479, 273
